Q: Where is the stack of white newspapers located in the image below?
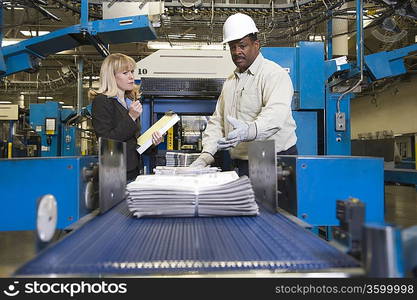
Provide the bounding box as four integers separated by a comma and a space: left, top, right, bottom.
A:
165, 152, 200, 167
126, 171, 259, 218
153, 166, 220, 176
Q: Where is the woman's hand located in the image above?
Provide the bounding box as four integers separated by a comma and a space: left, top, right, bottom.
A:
128, 100, 142, 120
152, 131, 164, 146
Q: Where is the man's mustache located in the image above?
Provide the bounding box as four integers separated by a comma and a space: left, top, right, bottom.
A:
233, 56, 245, 60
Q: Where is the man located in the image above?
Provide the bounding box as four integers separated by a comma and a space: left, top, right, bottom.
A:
190, 13, 297, 176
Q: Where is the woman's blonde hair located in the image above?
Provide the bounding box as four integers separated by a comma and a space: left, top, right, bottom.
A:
89, 53, 140, 100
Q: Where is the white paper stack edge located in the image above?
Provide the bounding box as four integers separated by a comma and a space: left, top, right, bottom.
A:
126, 171, 259, 218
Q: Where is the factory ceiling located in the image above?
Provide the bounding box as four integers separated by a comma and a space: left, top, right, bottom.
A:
1, 0, 417, 106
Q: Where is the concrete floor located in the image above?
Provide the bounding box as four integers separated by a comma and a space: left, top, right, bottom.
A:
1, 184, 416, 277
385, 184, 417, 228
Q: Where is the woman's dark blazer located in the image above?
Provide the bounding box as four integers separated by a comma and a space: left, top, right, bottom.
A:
92, 94, 141, 175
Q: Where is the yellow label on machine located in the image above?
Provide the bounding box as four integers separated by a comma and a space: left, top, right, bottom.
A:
167, 127, 174, 150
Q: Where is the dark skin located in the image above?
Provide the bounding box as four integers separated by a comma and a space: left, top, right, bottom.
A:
228, 36, 260, 73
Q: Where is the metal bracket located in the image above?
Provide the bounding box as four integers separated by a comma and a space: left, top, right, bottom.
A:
248, 140, 278, 213
98, 137, 127, 214
335, 112, 346, 132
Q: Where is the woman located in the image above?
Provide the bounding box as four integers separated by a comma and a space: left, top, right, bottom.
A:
91, 53, 163, 181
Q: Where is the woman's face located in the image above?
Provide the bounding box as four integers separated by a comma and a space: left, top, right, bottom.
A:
115, 69, 134, 92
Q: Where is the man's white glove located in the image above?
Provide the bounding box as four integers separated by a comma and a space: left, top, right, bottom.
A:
189, 152, 215, 168
217, 116, 257, 150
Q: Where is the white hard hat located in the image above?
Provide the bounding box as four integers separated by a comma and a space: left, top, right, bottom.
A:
222, 13, 259, 44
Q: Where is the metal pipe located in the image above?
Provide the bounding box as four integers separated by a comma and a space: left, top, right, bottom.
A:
326, 13, 333, 60
76, 57, 84, 114
81, 0, 89, 28
336, 0, 364, 114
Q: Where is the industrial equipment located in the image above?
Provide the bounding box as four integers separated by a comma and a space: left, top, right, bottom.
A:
334, 198, 365, 259
134, 42, 343, 173
248, 140, 384, 227
0, 1, 157, 76
13, 143, 362, 276
0, 1, 159, 236
4, 0, 417, 279
332, 198, 417, 277
0, 104, 41, 158
28, 101, 91, 157
0, 155, 98, 231
9, 140, 417, 278
135, 49, 234, 170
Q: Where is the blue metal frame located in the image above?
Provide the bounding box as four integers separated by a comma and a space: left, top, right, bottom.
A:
141, 98, 217, 131
29, 102, 62, 157
29, 101, 81, 157
326, 92, 351, 155
385, 168, 417, 186
365, 44, 417, 80
262, 42, 325, 110
280, 155, 385, 226
1, 9, 156, 76
0, 156, 97, 231
292, 111, 318, 155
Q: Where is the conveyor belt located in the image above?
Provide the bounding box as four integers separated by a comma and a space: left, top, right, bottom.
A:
15, 201, 359, 276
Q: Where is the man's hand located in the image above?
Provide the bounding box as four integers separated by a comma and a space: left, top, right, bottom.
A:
189, 152, 215, 168
128, 100, 142, 120
217, 116, 256, 150
217, 137, 238, 150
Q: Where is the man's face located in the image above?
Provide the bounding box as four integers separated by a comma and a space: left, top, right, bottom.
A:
228, 36, 260, 72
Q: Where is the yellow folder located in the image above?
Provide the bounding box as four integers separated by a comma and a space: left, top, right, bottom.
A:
137, 111, 180, 154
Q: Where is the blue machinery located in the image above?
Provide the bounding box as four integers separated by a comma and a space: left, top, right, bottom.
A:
28, 101, 83, 157
0, 156, 98, 231
0, 2, 157, 76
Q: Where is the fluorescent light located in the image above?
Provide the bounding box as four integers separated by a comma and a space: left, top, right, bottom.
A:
0, 101, 12, 104
309, 36, 325, 42
62, 106, 74, 109
147, 41, 228, 50
83, 76, 100, 80
37, 96, 54, 100
1, 39, 23, 46
167, 34, 197, 39
20, 91, 38, 95
20, 30, 50, 37
3, 2, 24, 10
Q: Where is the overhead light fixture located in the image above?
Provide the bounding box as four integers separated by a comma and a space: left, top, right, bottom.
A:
83, 76, 100, 80
147, 41, 228, 50
6, 7, 24, 10
309, 36, 325, 42
167, 34, 197, 39
20, 91, 39, 95
20, 30, 50, 37
0, 101, 12, 104
1, 39, 23, 46
3, 1, 24, 10
37, 96, 54, 100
